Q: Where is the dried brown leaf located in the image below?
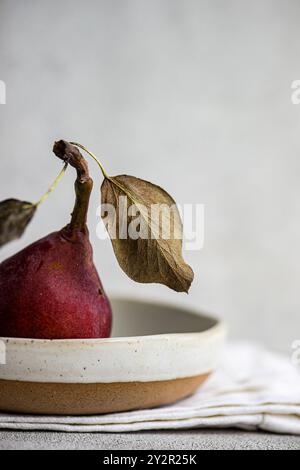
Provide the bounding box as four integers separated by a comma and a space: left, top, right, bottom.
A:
101, 175, 194, 293
0, 199, 36, 248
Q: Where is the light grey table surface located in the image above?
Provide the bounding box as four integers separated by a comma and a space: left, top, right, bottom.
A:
0, 430, 299, 450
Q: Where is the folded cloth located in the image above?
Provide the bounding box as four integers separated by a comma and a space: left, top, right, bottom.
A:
0, 342, 300, 434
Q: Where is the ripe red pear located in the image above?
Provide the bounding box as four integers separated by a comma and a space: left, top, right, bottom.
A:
0, 141, 112, 339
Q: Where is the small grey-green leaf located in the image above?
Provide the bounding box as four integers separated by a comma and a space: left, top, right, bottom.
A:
0, 199, 36, 248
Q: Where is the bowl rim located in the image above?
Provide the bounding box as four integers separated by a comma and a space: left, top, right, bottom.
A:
0, 296, 226, 345
0, 297, 227, 384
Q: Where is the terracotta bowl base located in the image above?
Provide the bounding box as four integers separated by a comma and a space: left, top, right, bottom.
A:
0, 374, 209, 415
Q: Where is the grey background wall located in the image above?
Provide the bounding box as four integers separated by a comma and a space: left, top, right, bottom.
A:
0, 0, 299, 353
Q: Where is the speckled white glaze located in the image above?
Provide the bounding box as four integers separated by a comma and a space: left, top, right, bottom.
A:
0, 298, 226, 384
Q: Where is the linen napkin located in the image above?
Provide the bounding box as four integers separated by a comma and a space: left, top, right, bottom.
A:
0, 342, 300, 434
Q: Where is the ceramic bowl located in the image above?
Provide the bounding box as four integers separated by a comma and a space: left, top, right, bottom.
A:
0, 298, 226, 415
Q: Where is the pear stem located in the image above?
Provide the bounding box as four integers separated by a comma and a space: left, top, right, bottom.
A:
35, 163, 68, 207
69, 178, 93, 231
70, 142, 108, 179
52, 140, 94, 232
